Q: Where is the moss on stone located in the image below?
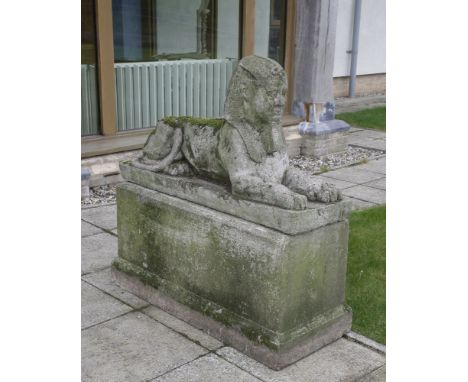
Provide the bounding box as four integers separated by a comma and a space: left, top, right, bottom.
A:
163, 116, 225, 129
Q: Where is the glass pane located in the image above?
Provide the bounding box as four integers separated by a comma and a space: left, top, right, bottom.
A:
81, 0, 100, 136
254, 0, 287, 66
112, 0, 240, 62
112, 0, 241, 131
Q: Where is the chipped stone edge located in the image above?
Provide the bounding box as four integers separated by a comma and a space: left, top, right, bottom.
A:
344, 331, 386, 354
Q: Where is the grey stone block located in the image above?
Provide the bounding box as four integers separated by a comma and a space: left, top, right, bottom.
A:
342, 196, 377, 212
342, 185, 386, 205
216, 339, 385, 382
300, 131, 348, 158
316, 175, 356, 190
322, 167, 384, 184
81, 220, 103, 237
364, 177, 386, 190
81, 281, 132, 329
115, 182, 351, 369
358, 157, 386, 175
81, 232, 117, 275
143, 305, 223, 351
82, 311, 207, 382
81, 204, 117, 230
345, 331, 386, 354
82, 268, 149, 309
358, 365, 386, 381
153, 353, 260, 381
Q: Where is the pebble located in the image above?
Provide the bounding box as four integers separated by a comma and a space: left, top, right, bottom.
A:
289, 146, 385, 174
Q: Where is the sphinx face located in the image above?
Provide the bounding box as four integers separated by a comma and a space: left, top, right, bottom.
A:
241, 78, 286, 128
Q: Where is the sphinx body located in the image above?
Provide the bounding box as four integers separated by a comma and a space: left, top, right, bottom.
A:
133, 55, 341, 209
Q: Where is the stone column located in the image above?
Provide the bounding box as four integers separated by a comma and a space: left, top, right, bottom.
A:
292, 0, 349, 149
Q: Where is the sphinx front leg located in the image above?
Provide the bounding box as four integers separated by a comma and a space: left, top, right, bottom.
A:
283, 167, 341, 203
231, 175, 307, 210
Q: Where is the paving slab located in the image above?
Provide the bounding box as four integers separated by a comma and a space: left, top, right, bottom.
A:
153, 353, 261, 382
81, 220, 103, 237
81, 204, 117, 230
342, 185, 386, 205
216, 339, 385, 382
81, 232, 117, 275
316, 175, 357, 190
82, 311, 207, 382
348, 127, 365, 133
342, 196, 377, 211
82, 268, 149, 309
322, 166, 384, 184
81, 281, 133, 329
363, 177, 386, 190
143, 305, 223, 351
357, 157, 386, 175
348, 129, 386, 140
359, 365, 386, 382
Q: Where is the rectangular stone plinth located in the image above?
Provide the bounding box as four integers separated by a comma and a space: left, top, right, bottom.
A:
114, 181, 351, 369
120, 161, 351, 235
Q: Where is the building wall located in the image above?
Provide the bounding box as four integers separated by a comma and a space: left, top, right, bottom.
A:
333, 0, 386, 77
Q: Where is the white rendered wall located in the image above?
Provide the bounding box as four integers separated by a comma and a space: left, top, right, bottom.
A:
333, 0, 386, 77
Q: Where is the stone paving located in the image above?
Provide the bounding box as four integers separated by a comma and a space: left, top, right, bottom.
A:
81, 127, 386, 381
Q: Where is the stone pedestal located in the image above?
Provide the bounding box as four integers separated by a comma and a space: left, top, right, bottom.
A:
299, 119, 350, 158
113, 162, 352, 370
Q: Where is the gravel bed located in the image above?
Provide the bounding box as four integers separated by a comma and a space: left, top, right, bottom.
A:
81, 184, 117, 207
81, 146, 384, 207
289, 146, 384, 174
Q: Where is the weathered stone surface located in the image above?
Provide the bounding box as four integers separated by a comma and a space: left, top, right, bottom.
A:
81, 204, 117, 230
359, 365, 386, 382
364, 177, 386, 190
82, 268, 149, 309
81, 281, 132, 329
120, 162, 350, 235
358, 157, 386, 174
342, 185, 386, 205
130, 55, 342, 208
342, 196, 377, 212
82, 311, 207, 382
216, 339, 386, 382
114, 182, 351, 369
301, 131, 349, 158
153, 353, 261, 381
81, 232, 117, 275
143, 305, 223, 351
322, 167, 384, 184
315, 175, 356, 190
81, 220, 103, 237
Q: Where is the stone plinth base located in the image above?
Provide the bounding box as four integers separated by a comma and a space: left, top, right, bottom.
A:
114, 166, 352, 370
299, 120, 350, 158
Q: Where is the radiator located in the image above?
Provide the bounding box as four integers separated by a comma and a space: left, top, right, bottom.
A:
114, 59, 238, 131
81, 64, 100, 136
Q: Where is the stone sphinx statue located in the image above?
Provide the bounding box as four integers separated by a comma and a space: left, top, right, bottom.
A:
133, 55, 341, 209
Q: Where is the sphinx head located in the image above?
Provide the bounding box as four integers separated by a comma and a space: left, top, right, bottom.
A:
224, 56, 287, 127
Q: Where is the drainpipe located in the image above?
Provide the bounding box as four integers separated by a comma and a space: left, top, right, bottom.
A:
348, 0, 362, 97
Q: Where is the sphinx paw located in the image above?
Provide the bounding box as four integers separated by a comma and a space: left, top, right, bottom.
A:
308, 182, 342, 203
